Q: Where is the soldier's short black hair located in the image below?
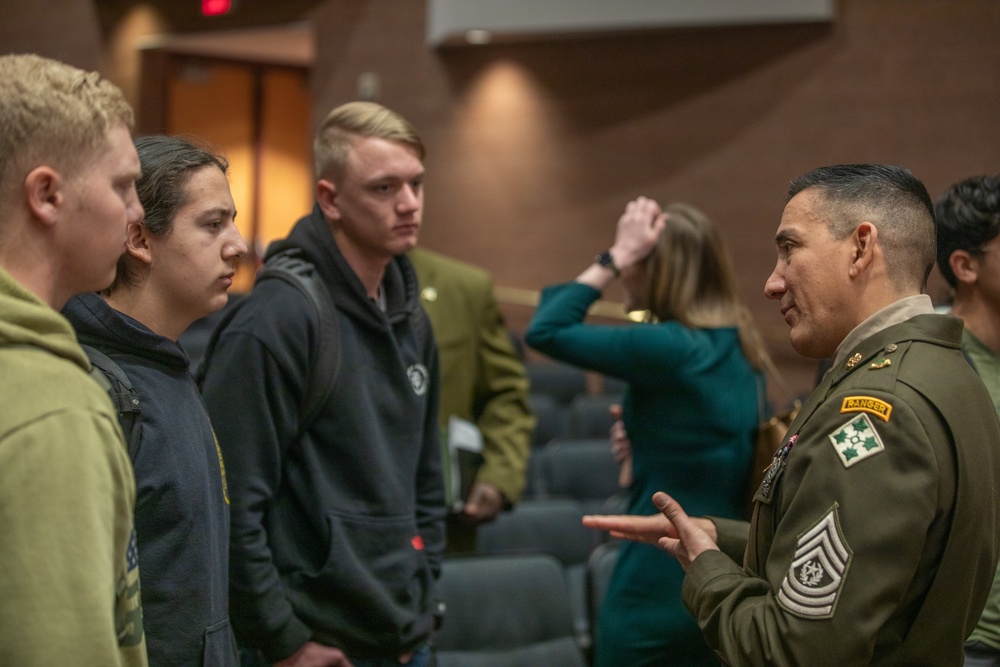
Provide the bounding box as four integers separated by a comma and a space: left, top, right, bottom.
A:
788, 164, 936, 292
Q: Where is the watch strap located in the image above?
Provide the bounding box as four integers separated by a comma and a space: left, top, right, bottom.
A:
595, 250, 620, 277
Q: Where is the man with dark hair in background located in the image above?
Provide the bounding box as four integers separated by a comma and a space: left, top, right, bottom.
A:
586, 164, 1000, 665
935, 173, 1000, 667
200, 101, 443, 667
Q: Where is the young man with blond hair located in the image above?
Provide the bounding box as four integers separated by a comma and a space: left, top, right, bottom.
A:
202, 101, 443, 667
0, 53, 146, 666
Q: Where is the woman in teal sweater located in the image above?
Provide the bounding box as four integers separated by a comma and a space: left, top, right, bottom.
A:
526, 197, 766, 666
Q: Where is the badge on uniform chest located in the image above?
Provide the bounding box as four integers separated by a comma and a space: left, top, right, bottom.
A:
760, 433, 799, 500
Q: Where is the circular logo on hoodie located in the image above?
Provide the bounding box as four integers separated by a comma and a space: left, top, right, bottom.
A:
407, 363, 429, 396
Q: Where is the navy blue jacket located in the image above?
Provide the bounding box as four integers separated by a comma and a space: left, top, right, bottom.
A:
64, 292, 237, 667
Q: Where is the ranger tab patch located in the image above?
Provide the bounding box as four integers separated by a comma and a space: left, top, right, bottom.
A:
840, 396, 892, 422
777, 505, 852, 620
829, 413, 885, 468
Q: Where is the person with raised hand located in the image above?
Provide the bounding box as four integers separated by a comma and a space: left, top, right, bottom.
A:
527, 196, 765, 666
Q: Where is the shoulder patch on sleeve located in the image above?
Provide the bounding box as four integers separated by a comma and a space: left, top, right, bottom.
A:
840, 395, 892, 422
828, 413, 885, 468
777, 504, 852, 620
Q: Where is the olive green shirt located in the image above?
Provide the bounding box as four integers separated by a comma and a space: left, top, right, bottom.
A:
963, 327, 1000, 419
961, 325, 1000, 651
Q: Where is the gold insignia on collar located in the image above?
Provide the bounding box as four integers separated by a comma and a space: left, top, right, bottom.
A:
420, 287, 438, 302
869, 358, 891, 370
883, 343, 898, 354
845, 353, 863, 369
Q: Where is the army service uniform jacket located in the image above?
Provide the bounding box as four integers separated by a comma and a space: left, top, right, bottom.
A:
687, 311, 1000, 666
408, 248, 533, 506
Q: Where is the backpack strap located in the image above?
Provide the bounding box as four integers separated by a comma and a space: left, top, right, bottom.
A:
81, 344, 142, 462
257, 249, 341, 430
196, 248, 340, 434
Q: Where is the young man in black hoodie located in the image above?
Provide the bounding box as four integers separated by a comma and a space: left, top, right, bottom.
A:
200, 102, 444, 667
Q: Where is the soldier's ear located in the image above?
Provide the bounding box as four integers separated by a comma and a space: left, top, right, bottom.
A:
848, 221, 878, 278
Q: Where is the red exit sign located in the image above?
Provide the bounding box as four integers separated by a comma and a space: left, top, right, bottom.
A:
202, 0, 233, 16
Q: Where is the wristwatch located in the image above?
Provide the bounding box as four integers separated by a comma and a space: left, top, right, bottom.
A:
595, 250, 620, 277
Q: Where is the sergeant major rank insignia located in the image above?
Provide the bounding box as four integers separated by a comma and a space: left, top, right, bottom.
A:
777, 504, 852, 619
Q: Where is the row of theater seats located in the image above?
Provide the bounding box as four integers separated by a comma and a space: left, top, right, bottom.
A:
434, 362, 630, 665
526, 361, 626, 447
435, 543, 620, 666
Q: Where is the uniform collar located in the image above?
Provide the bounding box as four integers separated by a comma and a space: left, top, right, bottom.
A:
831, 295, 934, 371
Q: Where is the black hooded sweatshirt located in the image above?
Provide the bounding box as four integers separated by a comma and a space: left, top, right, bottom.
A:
199, 205, 444, 662
63, 292, 237, 666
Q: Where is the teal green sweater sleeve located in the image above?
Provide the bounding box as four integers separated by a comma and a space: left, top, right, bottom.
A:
525, 282, 701, 384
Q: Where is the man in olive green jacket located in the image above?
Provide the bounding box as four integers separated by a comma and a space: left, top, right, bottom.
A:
409, 247, 534, 552
586, 164, 1000, 666
0, 54, 147, 666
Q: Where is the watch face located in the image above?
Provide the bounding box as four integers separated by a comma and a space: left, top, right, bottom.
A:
596, 251, 619, 275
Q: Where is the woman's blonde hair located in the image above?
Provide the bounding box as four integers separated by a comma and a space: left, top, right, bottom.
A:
637, 202, 768, 371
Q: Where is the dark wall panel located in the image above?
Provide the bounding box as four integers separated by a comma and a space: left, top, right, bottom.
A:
0, 0, 102, 69
309, 0, 1000, 393
6, 0, 999, 396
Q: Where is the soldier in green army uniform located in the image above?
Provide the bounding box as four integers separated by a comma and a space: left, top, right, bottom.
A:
585, 164, 1000, 666
408, 246, 535, 553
